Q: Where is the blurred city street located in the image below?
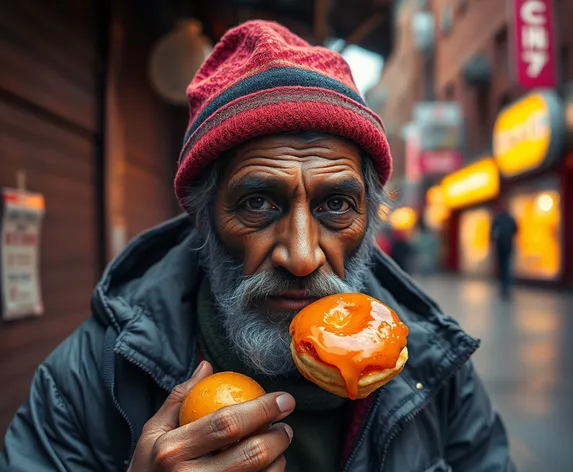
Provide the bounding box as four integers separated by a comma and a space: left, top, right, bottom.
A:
419, 275, 573, 472
2, 0, 573, 470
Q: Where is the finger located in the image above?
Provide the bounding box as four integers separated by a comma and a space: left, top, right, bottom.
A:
262, 455, 287, 472
197, 423, 293, 472
157, 392, 295, 460
147, 361, 213, 433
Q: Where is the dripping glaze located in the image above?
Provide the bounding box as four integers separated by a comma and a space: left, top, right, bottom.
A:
289, 293, 409, 399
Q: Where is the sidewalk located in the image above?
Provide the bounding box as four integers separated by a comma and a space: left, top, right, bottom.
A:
416, 275, 573, 472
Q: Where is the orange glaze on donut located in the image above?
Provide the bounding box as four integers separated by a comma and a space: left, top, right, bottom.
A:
289, 293, 409, 399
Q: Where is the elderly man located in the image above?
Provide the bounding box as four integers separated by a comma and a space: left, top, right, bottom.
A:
1, 21, 513, 472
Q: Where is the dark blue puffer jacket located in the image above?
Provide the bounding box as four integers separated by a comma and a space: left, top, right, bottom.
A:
0, 215, 515, 472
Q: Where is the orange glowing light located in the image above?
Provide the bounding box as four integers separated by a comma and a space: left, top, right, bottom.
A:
389, 207, 417, 231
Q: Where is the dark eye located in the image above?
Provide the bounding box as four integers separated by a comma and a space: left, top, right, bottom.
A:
324, 197, 351, 213
242, 196, 276, 211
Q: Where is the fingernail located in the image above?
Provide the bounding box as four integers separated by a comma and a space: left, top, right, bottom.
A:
276, 394, 295, 413
284, 424, 293, 442
191, 361, 205, 377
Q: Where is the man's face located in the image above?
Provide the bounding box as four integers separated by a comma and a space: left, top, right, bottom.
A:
200, 134, 375, 376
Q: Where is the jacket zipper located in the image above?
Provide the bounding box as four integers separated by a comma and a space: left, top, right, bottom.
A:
111, 349, 195, 469
377, 393, 434, 471
117, 349, 176, 392
378, 351, 475, 471
110, 391, 135, 472
341, 395, 383, 472
102, 330, 146, 470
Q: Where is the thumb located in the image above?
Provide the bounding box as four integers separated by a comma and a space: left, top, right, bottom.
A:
149, 360, 213, 433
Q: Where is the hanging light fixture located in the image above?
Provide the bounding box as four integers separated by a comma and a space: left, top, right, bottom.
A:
148, 18, 213, 105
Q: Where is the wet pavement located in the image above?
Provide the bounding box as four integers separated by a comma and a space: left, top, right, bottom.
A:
417, 275, 573, 472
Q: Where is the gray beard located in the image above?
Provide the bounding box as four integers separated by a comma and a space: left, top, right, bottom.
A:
196, 230, 377, 377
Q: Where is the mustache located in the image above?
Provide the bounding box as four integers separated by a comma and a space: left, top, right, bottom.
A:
220, 268, 354, 309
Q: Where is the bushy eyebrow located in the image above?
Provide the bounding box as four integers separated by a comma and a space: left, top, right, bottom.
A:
319, 177, 364, 196
229, 176, 290, 195
227, 175, 364, 199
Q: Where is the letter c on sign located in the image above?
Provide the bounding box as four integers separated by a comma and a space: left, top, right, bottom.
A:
521, 1, 547, 26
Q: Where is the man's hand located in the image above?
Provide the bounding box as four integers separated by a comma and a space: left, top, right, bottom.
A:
127, 361, 295, 471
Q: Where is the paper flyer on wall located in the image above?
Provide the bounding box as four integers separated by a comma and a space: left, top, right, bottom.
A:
0, 188, 45, 322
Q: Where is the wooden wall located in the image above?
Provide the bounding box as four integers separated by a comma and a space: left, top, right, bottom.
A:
0, 0, 182, 439
0, 0, 103, 438
118, 9, 182, 240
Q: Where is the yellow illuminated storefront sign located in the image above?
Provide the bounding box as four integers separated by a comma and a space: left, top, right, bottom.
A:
426, 185, 445, 206
441, 158, 500, 210
424, 186, 450, 230
493, 91, 564, 177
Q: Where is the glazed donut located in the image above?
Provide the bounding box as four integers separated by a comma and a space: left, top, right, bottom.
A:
289, 293, 409, 399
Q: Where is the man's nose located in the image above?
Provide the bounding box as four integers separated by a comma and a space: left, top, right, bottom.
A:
271, 205, 326, 277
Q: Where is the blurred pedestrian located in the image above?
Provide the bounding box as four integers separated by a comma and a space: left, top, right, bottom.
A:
390, 229, 413, 273
413, 219, 439, 276
491, 199, 518, 298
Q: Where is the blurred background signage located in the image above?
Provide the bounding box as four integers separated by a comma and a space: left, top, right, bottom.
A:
412, 101, 464, 179
0, 189, 45, 322
511, 0, 557, 89
441, 158, 500, 210
413, 101, 464, 151
420, 149, 462, 175
402, 121, 422, 184
493, 91, 564, 177
424, 185, 450, 230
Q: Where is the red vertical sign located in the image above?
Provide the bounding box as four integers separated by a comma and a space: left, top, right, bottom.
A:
512, 0, 557, 89
404, 124, 421, 184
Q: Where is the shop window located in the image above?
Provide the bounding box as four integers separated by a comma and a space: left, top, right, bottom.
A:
509, 184, 561, 280
459, 207, 493, 276
497, 92, 511, 113
456, 0, 469, 12
423, 55, 435, 99
441, 3, 453, 36
444, 82, 456, 101
475, 86, 490, 149
494, 27, 508, 77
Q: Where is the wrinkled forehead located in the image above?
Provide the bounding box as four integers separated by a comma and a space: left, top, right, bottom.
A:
220, 133, 365, 184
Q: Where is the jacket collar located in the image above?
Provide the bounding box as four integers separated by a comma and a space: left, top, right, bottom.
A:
92, 215, 201, 390
92, 215, 479, 398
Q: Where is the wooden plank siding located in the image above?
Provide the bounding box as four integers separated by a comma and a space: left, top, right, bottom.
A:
0, 0, 103, 439
0, 0, 183, 441
118, 9, 182, 239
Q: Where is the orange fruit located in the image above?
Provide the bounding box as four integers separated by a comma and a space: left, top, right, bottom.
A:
179, 372, 266, 426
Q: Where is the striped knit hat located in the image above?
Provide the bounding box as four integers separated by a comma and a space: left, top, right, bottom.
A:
175, 20, 391, 207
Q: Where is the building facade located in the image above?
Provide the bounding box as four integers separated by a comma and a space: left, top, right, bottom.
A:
370, 0, 427, 184
375, 0, 573, 284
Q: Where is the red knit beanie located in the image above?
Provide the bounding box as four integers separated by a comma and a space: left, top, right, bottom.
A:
174, 20, 392, 208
